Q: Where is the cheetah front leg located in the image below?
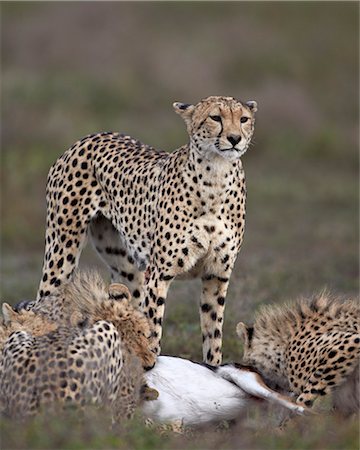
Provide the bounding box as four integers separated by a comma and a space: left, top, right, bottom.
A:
296, 368, 353, 407
296, 338, 360, 407
142, 269, 173, 356
200, 276, 230, 366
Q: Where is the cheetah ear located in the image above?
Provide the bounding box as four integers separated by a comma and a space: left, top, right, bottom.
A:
245, 101, 257, 113
173, 102, 195, 122
108, 283, 131, 302
69, 311, 86, 327
141, 385, 159, 401
2, 303, 17, 325
236, 322, 254, 347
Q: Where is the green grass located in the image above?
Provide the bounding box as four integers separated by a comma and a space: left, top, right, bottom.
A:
2, 407, 359, 450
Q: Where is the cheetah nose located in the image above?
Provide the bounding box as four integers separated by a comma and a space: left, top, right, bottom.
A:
227, 135, 241, 146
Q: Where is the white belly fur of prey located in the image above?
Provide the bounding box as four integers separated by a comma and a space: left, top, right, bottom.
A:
143, 356, 304, 426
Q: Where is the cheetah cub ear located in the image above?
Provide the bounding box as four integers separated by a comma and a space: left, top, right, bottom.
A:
245, 101, 258, 113
108, 283, 131, 302
236, 322, 254, 348
2, 303, 18, 325
173, 102, 195, 123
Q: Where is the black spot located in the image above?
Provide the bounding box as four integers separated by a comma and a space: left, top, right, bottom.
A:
201, 304, 212, 313
324, 374, 335, 381
57, 258, 64, 269
214, 329, 221, 338
161, 274, 173, 281
217, 276, 229, 283
222, 255, 229, 264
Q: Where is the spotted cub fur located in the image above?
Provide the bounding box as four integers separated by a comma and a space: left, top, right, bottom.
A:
0, 272, 157, 419
36, 96, 257, 365
237, 293, 359, 414
31, 271, 156, 370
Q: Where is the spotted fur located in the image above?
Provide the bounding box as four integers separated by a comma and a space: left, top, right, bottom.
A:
32, 271, 156, 370
36, 95, 257, 365
0, 272, 157, 419
237, 293, 360, 414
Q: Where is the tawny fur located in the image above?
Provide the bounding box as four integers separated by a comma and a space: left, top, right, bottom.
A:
32, 271, 156, 369
0, 272, 157, 419
237, 292, 359, 414
0, 305, 58, 351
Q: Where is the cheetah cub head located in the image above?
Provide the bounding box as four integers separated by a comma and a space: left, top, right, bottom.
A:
236, 321, 289, 390
1, 303, 58, 350
173, 96, 257, 161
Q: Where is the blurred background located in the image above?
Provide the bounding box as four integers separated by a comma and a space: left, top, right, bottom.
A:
1, 2, 359, 447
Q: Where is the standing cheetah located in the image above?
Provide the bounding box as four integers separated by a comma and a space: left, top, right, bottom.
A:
37, 96, 257, 365
236, 293, 359, 414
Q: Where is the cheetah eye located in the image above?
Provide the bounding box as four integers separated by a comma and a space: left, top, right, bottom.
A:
210, 115, 222, 122
240, 117, 249, 123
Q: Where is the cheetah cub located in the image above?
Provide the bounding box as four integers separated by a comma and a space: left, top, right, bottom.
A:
237, 293, 359, 415
0, 273, 157, 419
31, 271, 157, 371
37, 95, 257, 365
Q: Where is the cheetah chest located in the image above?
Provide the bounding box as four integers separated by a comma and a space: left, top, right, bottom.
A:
177, 215, 238, 278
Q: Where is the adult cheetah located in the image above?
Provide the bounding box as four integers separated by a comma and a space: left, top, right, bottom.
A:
236, 293, 359, 415
37, 96, 257, 365
0, 273, 157, 419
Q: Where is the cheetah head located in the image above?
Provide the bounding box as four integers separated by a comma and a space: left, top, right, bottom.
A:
1, 302, 58, 343
236, 321, 290, 390
173, 96, 257, 161
99, 287, 157, 370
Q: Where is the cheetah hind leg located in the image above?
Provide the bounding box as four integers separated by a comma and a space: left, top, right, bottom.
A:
89, 214, 145, 307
